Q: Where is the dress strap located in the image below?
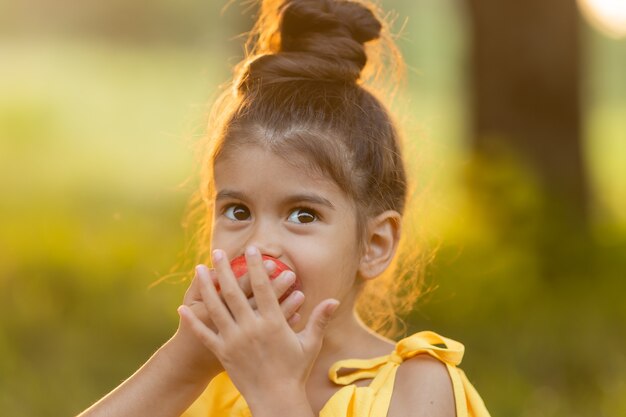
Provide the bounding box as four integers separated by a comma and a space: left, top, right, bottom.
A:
325, 331, 490, 417
328, 331, 465, 386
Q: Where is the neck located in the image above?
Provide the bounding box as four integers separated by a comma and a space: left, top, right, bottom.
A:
313, 292, 395, 367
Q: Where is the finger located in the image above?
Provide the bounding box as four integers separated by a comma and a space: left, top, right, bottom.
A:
211, 250, 256, 323
287, 312, 301, 326
273, 270, 297, 301
238, 260, 276, 298
182, 268, 203, 305
248, 271, 299, 310
178, 305, 220, 352
245, 246, 282, 316
279, 289, 304, 320
196, 264, 236, 332
181, 269, 217, 329
208, 268, 219, 286
238, 274, 251, 297
211, 268, 233, 307
302, 299, 340, 352
264, 259, 277, 277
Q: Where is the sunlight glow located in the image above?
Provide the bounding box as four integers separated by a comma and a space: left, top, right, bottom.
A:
578, 0, 626, 38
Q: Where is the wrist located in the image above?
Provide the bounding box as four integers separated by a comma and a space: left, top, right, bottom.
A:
160, 330, 223, 385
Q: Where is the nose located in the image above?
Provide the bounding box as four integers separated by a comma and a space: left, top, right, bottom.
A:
244, 218, 282, 258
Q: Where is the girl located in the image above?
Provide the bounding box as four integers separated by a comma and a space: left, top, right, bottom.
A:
79, 0, 491, 416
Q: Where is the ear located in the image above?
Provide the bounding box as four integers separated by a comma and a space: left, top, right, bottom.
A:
358, 210, 402, 280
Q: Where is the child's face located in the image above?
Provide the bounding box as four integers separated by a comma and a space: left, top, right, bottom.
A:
211, 144, 362, 327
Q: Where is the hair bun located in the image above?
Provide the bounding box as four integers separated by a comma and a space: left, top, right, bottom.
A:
281, 0, 381, 47
238, 0, 382, 90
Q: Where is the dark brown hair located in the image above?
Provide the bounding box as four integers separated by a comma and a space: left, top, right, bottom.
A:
183, 0, 427, 338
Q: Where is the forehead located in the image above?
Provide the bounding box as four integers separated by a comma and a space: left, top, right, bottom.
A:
213, 145, 350, 204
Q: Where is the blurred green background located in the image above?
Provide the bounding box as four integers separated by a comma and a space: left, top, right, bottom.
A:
1, 1, 625, 416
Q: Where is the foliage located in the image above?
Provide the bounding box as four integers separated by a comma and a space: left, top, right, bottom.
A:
1, 2, 625, 415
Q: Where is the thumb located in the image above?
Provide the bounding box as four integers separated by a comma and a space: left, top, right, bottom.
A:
302, 299, 340, 350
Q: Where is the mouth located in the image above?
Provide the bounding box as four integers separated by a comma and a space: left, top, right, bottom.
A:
229, 255, 301, 302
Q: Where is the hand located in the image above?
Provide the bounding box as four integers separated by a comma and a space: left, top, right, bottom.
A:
171, 257, 305, 383
178, 246, 340, 409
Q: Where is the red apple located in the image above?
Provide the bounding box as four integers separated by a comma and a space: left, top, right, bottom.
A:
227, 255, 299, 302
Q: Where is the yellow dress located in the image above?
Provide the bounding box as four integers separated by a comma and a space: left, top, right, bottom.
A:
181, 331, 490, 417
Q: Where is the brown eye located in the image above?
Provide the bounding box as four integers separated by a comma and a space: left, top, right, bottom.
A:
287, 208, 317, 224
224, 204, 251, 221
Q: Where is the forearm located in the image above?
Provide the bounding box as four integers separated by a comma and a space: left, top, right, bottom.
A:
78, 336, 219, 417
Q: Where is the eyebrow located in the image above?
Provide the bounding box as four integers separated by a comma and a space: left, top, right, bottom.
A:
215, 189, 335, 210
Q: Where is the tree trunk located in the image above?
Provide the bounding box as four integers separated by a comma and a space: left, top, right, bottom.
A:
466, 0, 589, 220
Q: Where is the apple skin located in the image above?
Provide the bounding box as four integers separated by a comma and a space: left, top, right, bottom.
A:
228, 255, 299, 302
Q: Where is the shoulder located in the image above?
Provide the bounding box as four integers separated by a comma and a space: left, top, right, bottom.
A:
387, 353, 456, 417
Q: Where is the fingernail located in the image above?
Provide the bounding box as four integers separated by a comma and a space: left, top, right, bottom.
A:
283, 271, 296, 283
212, 249, 224, 262
327, 300, 340, 316
195, 265, 209, 283
263, 260, 276, 271
245, 245, 258, 257
292, 290, 304, 303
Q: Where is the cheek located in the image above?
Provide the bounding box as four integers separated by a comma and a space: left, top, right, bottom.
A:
293, 241, 359, 293
314, 224, 358, 276
210, 226, 243, 257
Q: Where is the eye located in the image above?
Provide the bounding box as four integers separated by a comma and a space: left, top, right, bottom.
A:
287, 207, 318, 224
223, 204, 251, 221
